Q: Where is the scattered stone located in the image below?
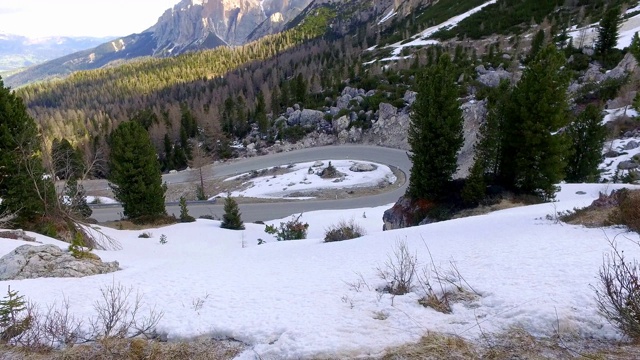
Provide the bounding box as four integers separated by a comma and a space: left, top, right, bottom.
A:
604, 150, 620, 158
0, 244, 119, 280
378, 103, 398, 122
618, 160, 638, 170
624, 140, 639, 150
477, 69, 511, 88
0, 230, 36, 242
313, 161, 324, 167
349, 163, 377, 172
337, 94, 352, 109
333, 115, 350, 133
403, 91, 417, 106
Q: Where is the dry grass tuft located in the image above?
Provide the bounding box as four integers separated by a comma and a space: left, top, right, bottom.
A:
382, 332, 479, 360
0, 337, 245, 360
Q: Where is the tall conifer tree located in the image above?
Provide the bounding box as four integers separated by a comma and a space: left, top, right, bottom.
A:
108, 121, 166, 220
565, 104, 607, 183
407, 54, 463, 200
500, 45, 570, 199
0, 77, 56, 226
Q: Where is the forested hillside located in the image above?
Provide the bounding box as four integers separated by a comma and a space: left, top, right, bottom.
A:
11, 0, 634, 178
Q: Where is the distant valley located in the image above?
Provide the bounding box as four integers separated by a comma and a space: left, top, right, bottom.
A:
0, 34, 113, 75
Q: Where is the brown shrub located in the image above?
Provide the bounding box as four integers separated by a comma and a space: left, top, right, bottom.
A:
608, 189, 640, 232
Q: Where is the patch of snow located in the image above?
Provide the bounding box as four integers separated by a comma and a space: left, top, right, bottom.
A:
367, 0, 496, 64
213, 160, 396, 199
86, 196, 118, 205
378, 10, 397, 25
568, 12, 640, 49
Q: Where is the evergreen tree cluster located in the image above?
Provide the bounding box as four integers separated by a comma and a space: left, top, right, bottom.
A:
409, 44, 608, 206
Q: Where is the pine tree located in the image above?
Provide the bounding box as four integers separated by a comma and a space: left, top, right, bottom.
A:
595, 6, 621, 67
0, 286, 30, 341
221, 196, 244, 230
255, 92, 269, 135
0, 77, 56, 226
108, 121, 166, 220
526, 29, 546, 63
407, 54, 463, 200
629, 32, 640, 62
179, 196, 195, 223
565, 104, 607, 183
500, 45, 570, 200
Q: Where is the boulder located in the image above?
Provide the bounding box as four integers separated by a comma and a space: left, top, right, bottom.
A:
582, 63, 604, 83
350, 163, 377, 172
475, 65, 487, 74
604, 150, 620, 158
299, 109, 325, 128
382, 196, 435, 231
341, 86, 359, 98
286, 110, 302, 125
337, 94, 352, 109
0, 244, 119, 280
378, 103, 398, 122
403, 90, 417, 106
605, 53, 638, 81
624, 140, 639, 150
348, 127, 363, 142
477, 69, 511, 88
333, 115, 350, 133
618, 160, 638, 170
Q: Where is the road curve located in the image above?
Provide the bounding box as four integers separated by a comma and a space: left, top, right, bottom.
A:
90, 145, 412, 223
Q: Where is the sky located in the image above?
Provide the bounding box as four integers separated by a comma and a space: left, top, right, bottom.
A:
0, 0, 180, 38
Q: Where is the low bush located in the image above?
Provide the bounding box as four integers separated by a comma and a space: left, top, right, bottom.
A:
324, 219, 366, 242
608, 189, 640, 233
594, 237, 640, 340
131, 214, 177, 226
265, 214, 308, 241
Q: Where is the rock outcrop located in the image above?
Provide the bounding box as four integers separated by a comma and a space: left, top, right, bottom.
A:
349, 163, 377, 172
0, 244, 119, 280
382, 196, 435, 231
456, 99, 487, 179
152, 0, 314, 53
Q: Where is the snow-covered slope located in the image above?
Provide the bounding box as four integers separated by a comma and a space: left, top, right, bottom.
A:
2, 183, 639, 358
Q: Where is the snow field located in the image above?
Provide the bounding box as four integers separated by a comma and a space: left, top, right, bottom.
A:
2, 184, 640, 358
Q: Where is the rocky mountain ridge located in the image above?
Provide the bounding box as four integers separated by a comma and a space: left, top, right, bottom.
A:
4, 0, 315, 87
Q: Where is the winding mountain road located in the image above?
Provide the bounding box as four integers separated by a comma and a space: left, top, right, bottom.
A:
89, 145, 412, 223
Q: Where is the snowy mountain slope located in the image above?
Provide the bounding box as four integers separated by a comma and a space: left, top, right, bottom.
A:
2, 182, 640, 358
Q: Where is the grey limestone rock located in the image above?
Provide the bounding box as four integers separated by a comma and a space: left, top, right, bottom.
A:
0, 244, 119, 280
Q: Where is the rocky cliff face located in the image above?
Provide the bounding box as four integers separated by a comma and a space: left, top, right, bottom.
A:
151, 0, 313, 54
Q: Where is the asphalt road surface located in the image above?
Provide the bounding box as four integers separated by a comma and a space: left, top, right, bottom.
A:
90, 145, 412, 223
